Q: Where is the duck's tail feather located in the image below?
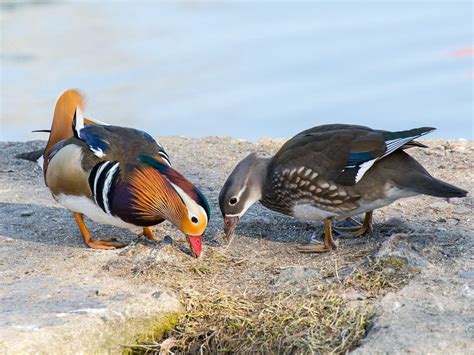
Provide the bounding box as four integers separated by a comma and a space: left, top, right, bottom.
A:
16, 149, 44, 162
402, 141, 429, 149
405, 173, 468, 198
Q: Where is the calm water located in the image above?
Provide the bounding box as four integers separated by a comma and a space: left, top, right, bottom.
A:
1, 1, 472, 141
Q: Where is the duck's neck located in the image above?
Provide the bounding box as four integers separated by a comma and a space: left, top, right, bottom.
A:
250, 156, 271, 200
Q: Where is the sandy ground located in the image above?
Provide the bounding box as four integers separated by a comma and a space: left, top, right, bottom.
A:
0, 137, 472, 353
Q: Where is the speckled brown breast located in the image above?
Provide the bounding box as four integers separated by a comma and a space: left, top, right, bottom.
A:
261, 165, 361, 216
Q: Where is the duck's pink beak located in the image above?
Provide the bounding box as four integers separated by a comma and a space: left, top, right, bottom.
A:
223, 215, 240, 243
186, 235, 202, 258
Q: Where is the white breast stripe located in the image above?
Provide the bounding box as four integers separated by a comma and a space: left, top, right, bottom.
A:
102, 162, 120, 214
93, 161, 111, 204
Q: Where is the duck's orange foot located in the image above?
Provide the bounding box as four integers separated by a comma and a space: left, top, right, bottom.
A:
296, 242, 336, 253
296, 231, 338, 253
335, 224, 372, 239
334, 211, 373, 239
86, 237, 127, 250
73, 213, 127, 250
297, 240, 337, 253
138, 227, 159, 241
297, 218, 338, 253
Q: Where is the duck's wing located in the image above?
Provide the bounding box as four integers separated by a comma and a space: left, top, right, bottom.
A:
271, 124, 435, 186
72, 109, 171, 167
339, 126, 435, 185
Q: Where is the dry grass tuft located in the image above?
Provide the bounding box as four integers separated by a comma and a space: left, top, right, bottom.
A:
129, 291, 372, 354
123, 253, 415, 354
345, 257, 417, 296
115, 225, 420, 355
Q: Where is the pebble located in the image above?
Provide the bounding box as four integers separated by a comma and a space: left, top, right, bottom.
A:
163, 235, 174, 244
19, 210, 34, 217
461, 284, 474, 299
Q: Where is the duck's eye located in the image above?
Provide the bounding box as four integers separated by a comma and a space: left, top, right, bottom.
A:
191, 216, 198, 224
229, 197, 238, 205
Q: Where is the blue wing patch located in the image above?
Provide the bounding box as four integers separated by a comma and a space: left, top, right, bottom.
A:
344, 152, 376, 169
78, 125, 110, 157
337, 152, 378, 186
72, 109, 109, 158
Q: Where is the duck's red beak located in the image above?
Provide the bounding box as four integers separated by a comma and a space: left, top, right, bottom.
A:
186, 235, 202, 258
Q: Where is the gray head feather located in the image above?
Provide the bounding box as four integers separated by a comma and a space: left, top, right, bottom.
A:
219, 153, 271, 217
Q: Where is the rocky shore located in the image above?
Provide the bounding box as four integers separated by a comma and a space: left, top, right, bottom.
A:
0, 137, 472, 353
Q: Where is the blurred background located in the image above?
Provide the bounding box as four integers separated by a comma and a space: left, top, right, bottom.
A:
1, 0, 472, 141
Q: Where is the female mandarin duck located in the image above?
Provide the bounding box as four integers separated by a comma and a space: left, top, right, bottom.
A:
219, 124, 467, 252
22, 90, 209, 257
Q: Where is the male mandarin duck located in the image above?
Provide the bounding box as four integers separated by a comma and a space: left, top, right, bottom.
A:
219, 124, 468, 252
19, 89, 210, 257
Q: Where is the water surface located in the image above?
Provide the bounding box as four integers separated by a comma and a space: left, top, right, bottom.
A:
1, 1, 472, 141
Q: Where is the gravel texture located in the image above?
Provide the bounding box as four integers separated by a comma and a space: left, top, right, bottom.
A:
0, 137, 472, 353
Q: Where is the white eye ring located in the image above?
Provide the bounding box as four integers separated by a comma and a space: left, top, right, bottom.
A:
229, 197, 238, 205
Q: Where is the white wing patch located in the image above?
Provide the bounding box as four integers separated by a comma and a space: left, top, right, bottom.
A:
353, 134, 425, 183
74, 106, 85, 138
355, 159, 377, 183
383, 137, 415, 157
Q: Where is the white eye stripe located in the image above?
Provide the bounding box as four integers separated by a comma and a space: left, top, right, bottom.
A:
169, 181, 208, 224
226, 191, 259, 218
229, 185, 247, 205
